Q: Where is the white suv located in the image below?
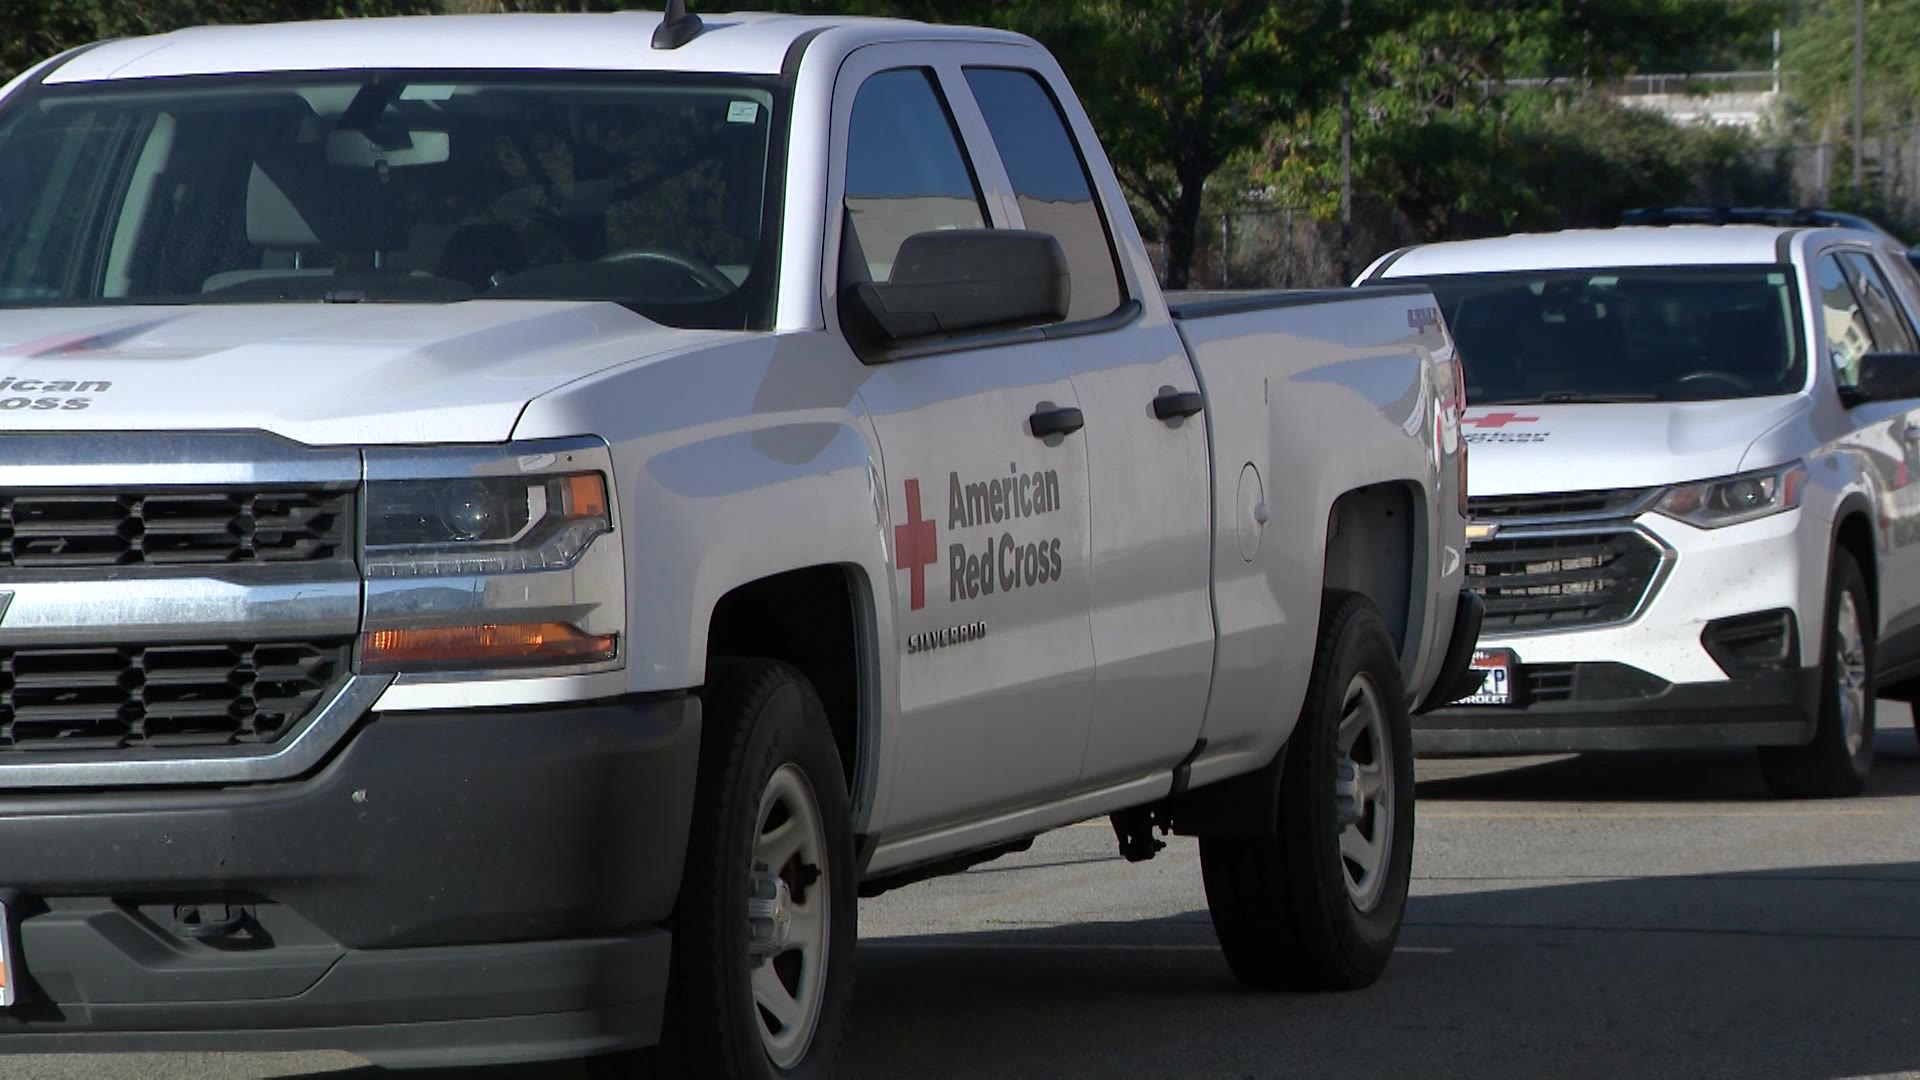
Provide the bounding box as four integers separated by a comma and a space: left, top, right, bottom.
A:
1364, 220, 1920, 797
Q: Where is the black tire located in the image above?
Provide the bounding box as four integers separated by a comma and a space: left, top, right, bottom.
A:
1760, 550, 1876, 799
655, 659, 856, 1079
1199, 592, 1416, 991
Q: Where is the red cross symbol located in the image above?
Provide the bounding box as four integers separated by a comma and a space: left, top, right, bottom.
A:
893, 478, 938, 611
1462, 411, 1540, 429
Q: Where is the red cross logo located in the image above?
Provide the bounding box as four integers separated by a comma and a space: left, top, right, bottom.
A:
1462, 411, 1540, 429
893, 478, 938, 611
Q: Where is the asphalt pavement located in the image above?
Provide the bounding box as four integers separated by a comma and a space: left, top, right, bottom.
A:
12, 705, 1920, 1080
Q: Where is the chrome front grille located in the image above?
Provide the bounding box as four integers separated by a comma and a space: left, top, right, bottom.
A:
0, 486, 354, 568
0, 434, 377, 786
1467, 490, 1668, 632
0, 639, 353, 752
1469, 529, 1665, 630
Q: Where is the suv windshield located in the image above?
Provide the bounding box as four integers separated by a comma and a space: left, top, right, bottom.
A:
1400, 265, 1805, 405
0, 72, 783, 329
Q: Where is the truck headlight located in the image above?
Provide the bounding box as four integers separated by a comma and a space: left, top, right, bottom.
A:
1653, 461, 1807, 529
365, 472, 610, 575
360, 440, 623, 675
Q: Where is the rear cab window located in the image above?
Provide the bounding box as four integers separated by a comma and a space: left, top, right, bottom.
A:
961, 67, 1125, 323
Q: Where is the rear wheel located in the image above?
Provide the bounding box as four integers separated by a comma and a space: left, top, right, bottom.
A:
1200, 592, 1415, 990
658, 659, 856, 1078
1760, 550, 1875, 799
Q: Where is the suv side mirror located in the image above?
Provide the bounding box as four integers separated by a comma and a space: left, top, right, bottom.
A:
1845, 351, 1920, 405
843, 229, 1069, 353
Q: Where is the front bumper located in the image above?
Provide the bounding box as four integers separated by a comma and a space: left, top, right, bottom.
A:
0, 694, 700, 1068
1415, 661, 1819, 753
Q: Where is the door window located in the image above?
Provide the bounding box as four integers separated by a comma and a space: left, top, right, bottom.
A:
1840, 251, 1919, 353
963, 68, 1124, 322
1818, 254, 1876, 390
843, 69, 986, 283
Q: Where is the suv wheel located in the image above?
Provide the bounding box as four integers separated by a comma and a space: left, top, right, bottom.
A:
1760, 549, 1875, 798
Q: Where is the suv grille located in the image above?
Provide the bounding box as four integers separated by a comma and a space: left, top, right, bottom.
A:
1470, 487, 1655, 523
1469, 529, 1665, 631
0, 487, 353, 568
0, 640, 352, 752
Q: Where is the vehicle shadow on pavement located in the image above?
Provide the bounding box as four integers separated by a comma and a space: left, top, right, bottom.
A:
1415, 727, 1920, 804
835, 867, 1920, 1080
285, 734, 1920, 1080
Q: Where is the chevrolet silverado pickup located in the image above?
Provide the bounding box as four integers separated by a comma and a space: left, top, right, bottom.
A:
0, 8, 1479, 1075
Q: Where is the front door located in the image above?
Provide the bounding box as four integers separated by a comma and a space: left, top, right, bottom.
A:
833, 59, 1097, 837
1822, 246, 1920, 672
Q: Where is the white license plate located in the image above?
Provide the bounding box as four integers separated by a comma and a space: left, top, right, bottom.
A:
0, 897, 12, 1008
1462, 649, 1515, 706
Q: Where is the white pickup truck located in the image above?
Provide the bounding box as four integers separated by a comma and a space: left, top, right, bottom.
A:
1365, 214, 1920, 799
0, 9, 1479, 1075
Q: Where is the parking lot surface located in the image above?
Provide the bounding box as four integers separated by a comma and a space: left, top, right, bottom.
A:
15, 706, 1920, 1080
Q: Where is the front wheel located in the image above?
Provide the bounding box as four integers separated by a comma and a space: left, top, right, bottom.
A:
1200, 591, 1416, 991
661, 659, 856, 1078
1759, 550, 1875, 799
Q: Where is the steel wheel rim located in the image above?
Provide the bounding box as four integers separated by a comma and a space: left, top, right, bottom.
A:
747, 764, 830, 1069
1334, 672, 1394, 912
1835, 591, 1869, 757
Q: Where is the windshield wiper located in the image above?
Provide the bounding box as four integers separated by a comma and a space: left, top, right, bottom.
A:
1475, 392, 1660, 405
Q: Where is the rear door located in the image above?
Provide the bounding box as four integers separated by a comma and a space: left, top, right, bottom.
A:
953, 57, 1215, 786
830, 53, 1098, 838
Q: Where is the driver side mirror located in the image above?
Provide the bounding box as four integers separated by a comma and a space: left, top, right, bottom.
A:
1844, 351, 1920, 405
843, 229, 1069, 354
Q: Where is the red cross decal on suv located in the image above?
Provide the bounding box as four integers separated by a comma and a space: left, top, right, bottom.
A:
1462, 411, 1540, 429
894, 478, 938, 611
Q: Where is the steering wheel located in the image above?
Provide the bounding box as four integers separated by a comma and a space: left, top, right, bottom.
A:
597, 248, 737, 298
1673, 370, 1756, 394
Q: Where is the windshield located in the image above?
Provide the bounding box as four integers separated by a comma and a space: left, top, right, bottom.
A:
0, 72, 783, 329
1400, 265, 1806, 405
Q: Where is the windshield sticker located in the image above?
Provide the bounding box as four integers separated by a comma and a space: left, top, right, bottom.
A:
727, 101, 760, 124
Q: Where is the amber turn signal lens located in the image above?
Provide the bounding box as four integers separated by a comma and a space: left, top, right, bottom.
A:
361, 622, 617, 671
561, 473, 608, 519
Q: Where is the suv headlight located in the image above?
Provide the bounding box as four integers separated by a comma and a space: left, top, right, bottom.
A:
1653, 461, 1808, 529
360, 439, 623, 674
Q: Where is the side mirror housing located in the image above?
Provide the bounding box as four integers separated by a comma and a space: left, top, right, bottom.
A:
843, 229, 1069, 353
1844, 351, 1920, 405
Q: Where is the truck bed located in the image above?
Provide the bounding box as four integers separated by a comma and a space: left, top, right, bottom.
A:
1165, 281, 1461, 790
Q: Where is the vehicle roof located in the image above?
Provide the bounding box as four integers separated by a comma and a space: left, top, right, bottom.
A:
1375, 225, 1864, 278
37, 11, 1027, 83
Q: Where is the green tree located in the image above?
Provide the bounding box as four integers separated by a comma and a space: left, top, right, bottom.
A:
0, 0, 441, 82
1780, 0, 1920, 207
1783, 0, 1920, 133
1035, 2, 1360, 288
1267, 0, 1780, 242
